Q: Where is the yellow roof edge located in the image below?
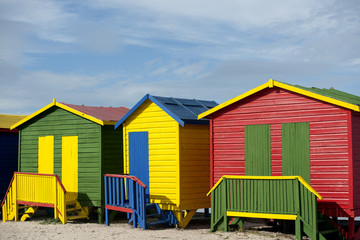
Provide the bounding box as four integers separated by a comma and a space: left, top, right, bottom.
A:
198, 79, 274, 119
274, 81, 360, 112
103, 121, 117, 125
199, 79, 360, 120
207, 175, 323, 200
10, 100, 105, 130
10, 102, 56, 130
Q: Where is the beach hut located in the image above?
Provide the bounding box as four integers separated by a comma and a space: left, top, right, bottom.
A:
199, 79, 360, 239
0, 114, 27, 201
2, 100, 128, 223
108, 94, 217, 228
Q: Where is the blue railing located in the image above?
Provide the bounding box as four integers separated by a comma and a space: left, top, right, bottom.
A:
104, 174, 147, 229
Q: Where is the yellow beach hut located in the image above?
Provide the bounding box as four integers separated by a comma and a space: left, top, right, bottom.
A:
112, 94, 217, 228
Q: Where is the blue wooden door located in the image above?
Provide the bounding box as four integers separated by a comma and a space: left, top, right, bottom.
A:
129, 132, 149, 195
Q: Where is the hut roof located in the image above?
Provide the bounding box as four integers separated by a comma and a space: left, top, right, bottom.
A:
115, 94, 218, 128
61, 103, 129, 122
199, 79, 360, 119
11, 99, 129, 129
0, 114, 27, 129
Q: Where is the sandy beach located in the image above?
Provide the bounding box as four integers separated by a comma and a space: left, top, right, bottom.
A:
0, 211, 296, 240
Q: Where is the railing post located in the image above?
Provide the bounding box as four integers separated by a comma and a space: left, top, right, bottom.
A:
14, 174, 18, 221
104, 176, 109, 226
294, 178, 303, 240
210, 190, 215, 231
311, 194, 318, 240
222, 177, 228, 232
54, 177, 58, 219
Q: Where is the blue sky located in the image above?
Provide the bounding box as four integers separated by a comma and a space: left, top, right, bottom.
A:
1, 0, 359, 114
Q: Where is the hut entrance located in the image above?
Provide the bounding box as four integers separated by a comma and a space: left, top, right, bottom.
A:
38, 136, 54, 174
282, 122, 310, 183
244, 124, 271, 176
62, 136, 78, 195
129, 132, 149, 195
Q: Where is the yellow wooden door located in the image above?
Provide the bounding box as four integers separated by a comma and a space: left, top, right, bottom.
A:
38, 136, 54, 174
62, 136, 78, 194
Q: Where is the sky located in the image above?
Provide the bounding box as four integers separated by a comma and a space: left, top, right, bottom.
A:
0, 0, 359, 115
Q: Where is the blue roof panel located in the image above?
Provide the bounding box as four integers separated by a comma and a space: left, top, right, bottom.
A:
152, 96, 218, 124
115, 94, 218, 129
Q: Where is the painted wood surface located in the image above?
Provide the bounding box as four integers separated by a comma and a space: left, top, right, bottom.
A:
282, 122, 310, 183
62, 136, 78, 194
210, 87, 351, 214
123, 99, 179, 207
244, 124, 271, 176
179, 124, 210, 209
351, 112, 360, 212
18, 107, 102, 207
0, 132, 18, 200
101, 125, 123, 174
38, 136, 54, 174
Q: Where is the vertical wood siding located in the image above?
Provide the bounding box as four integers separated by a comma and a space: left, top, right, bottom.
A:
19, 107, 102, 207
211, 88, 350, 210
179, 124, 210, 209
351, 112, 360, 210
102, 125, 123, 175
123, 100, 179, 207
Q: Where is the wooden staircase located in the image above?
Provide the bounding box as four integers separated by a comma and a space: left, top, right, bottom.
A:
145, 203, 178, 228
208, 175, 346, 240
104, 174, 178, 229
1, 172, 88, 224
20, 206, 38, 221
316, 211, 346, 240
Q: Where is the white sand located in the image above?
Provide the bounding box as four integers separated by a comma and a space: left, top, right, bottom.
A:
0, 212, 296, 240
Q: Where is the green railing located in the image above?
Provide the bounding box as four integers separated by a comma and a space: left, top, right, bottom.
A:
208, 176, 323, 240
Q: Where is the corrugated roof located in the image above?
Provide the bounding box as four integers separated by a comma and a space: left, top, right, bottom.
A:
0, 114, 27, 129
286, 82, 360, 106
61, 103, 129, 122
115, 94, 218, 129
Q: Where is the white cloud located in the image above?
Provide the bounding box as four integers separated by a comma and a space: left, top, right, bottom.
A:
0, 0, 359, 115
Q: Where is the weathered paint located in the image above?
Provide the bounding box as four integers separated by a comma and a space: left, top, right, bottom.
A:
38, 136, 54, 174
123, 99, 179, 207
244, 124, 271, 176
210, 87, 352, 215
282, 122, 310, 183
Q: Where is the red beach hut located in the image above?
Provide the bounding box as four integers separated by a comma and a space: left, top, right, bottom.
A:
199, 79, 360, 239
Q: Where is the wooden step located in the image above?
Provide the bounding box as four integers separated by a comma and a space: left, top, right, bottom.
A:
67, 214, 88, 221
20, 206, 38, 221
66, 207, 79, 212
147, 219, 169, 227
320, 229, 338, 236
147, 213, 162, 218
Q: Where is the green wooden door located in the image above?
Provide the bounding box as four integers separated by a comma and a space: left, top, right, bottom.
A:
245, 124, 271, 176
282, 122, 310, 183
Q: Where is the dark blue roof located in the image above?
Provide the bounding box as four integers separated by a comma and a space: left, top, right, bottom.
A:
114, 94, 218, 129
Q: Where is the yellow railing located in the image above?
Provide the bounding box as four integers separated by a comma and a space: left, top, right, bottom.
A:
1, 172, 68, 224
